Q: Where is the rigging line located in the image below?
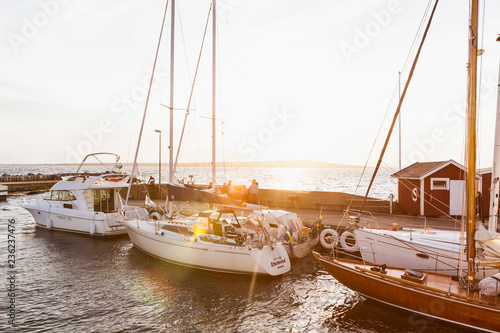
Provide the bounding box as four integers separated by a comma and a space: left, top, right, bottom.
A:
173, 3, 213, 176
347, 2, 434, 210
126, 0, 170, 206
476, 0, 486, 171
347, 68, 400, 209
400, 0, 433, 76
360, 0, 440, 212
177, 113, 198, 172
216, 20, 227, 178
177, 1, 194, 93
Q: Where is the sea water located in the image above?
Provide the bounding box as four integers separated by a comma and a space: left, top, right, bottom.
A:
0, 166, 468, 332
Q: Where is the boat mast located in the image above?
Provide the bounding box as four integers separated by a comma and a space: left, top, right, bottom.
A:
359, 0, 439, 211
169, 0, 175, 184
488, 35, 500, 232
211, 0, 216, 191
466, 0, 479, 283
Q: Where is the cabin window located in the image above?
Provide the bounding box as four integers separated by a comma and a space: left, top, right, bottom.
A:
44, 190, 77, 201
61, 191, 76, 201
50, 191, 62, 200
93, 189, 115, 213
430, 178, 449, 190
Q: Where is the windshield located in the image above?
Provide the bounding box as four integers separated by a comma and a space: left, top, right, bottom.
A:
241, 217, 261, 232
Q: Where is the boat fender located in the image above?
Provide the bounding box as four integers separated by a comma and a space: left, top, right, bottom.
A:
340, 231, 358, 253
320, 229, 339, 250
90, 222, 96, 236
46, 218, 52, 230
277, 225, 286, 239
297, 227, 310, 242
150, 212, 162, 220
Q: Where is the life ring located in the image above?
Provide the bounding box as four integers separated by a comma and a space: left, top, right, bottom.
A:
150, 212, 162, 220
297, 227, 310, 242
320, 228, 339, 250
412, 188, 418, 202
340, 231, 358, 253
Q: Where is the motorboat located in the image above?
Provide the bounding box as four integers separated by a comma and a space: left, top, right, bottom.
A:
21, 153, 148, 236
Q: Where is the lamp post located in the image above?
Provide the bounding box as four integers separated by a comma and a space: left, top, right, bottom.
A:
155, 129, 161, 199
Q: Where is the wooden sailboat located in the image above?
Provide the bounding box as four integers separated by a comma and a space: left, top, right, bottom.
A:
314, 0, 500, 330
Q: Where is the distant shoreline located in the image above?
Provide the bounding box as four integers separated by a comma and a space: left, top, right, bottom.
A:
1, 160, 373, 169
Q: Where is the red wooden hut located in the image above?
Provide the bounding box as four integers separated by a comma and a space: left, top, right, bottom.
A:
392, 160, 484, 217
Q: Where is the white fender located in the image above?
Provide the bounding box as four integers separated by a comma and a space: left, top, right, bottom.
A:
277, 225, 286, 239
90, 222, 96, 236
150, 212, 162, 220
340, 231, 358, 253
320, 228, 339, 249
46, 218, 52, 230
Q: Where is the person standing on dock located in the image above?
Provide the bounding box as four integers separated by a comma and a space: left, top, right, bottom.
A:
221, 182, 229, 194
227, 180, 234, 198
249, 179, 259, 204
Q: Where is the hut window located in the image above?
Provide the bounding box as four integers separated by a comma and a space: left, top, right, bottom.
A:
431, 178, 449, 190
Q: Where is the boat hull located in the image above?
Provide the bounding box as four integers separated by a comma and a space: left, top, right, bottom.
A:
314, 252, 500, 332
22, 203, 142, 236
355, 227, 496, 278
124, 219, 290, 275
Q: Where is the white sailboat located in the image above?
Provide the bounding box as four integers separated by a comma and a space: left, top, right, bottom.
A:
332, 2, 500, 278
123, 0, 291, 276
21, 153, 148, 236
315, 1, 500, 331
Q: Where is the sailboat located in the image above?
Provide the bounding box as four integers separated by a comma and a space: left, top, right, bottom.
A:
314, 1, 500, 331
122, 0, 291, 276
328, 0, 500, 279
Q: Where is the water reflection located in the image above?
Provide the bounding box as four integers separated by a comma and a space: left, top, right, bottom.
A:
0, 194, 473, 332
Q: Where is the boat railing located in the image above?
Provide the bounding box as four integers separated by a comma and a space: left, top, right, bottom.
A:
343, 209, 380, 228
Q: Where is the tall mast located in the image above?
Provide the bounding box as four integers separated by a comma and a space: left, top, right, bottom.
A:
358, 0, 439, 211
466, 0, 479, 282
398, 71, 402, 171
169, 0, 175, 183
488, 35, 500, 232
211, 0, 216, 191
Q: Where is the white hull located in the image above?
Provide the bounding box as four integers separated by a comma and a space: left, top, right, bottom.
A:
123, 219, 291, 275
0, 185, 7, 201
22, 203, 146, 237
355, 227, 498, 278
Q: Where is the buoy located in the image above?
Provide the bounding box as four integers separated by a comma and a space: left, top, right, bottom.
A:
90, 222, 96, 236
320, 228, 339, 249
297, 227, 310, 242
340, 231, 358, 253
46, 218, 52, 230
277, 225, 286, 239
150, 212, 162, 220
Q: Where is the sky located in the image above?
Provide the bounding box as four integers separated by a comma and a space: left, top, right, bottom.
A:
1, 0, 499, 171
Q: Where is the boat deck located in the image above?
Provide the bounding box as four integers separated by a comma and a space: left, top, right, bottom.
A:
337, 258, 500, 306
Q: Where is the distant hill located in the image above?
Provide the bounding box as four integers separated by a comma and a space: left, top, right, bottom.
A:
136, 160, 364, 169
19, 160, 366, 168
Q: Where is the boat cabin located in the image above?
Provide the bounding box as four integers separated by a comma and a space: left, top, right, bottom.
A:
392, 160, 483, 217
